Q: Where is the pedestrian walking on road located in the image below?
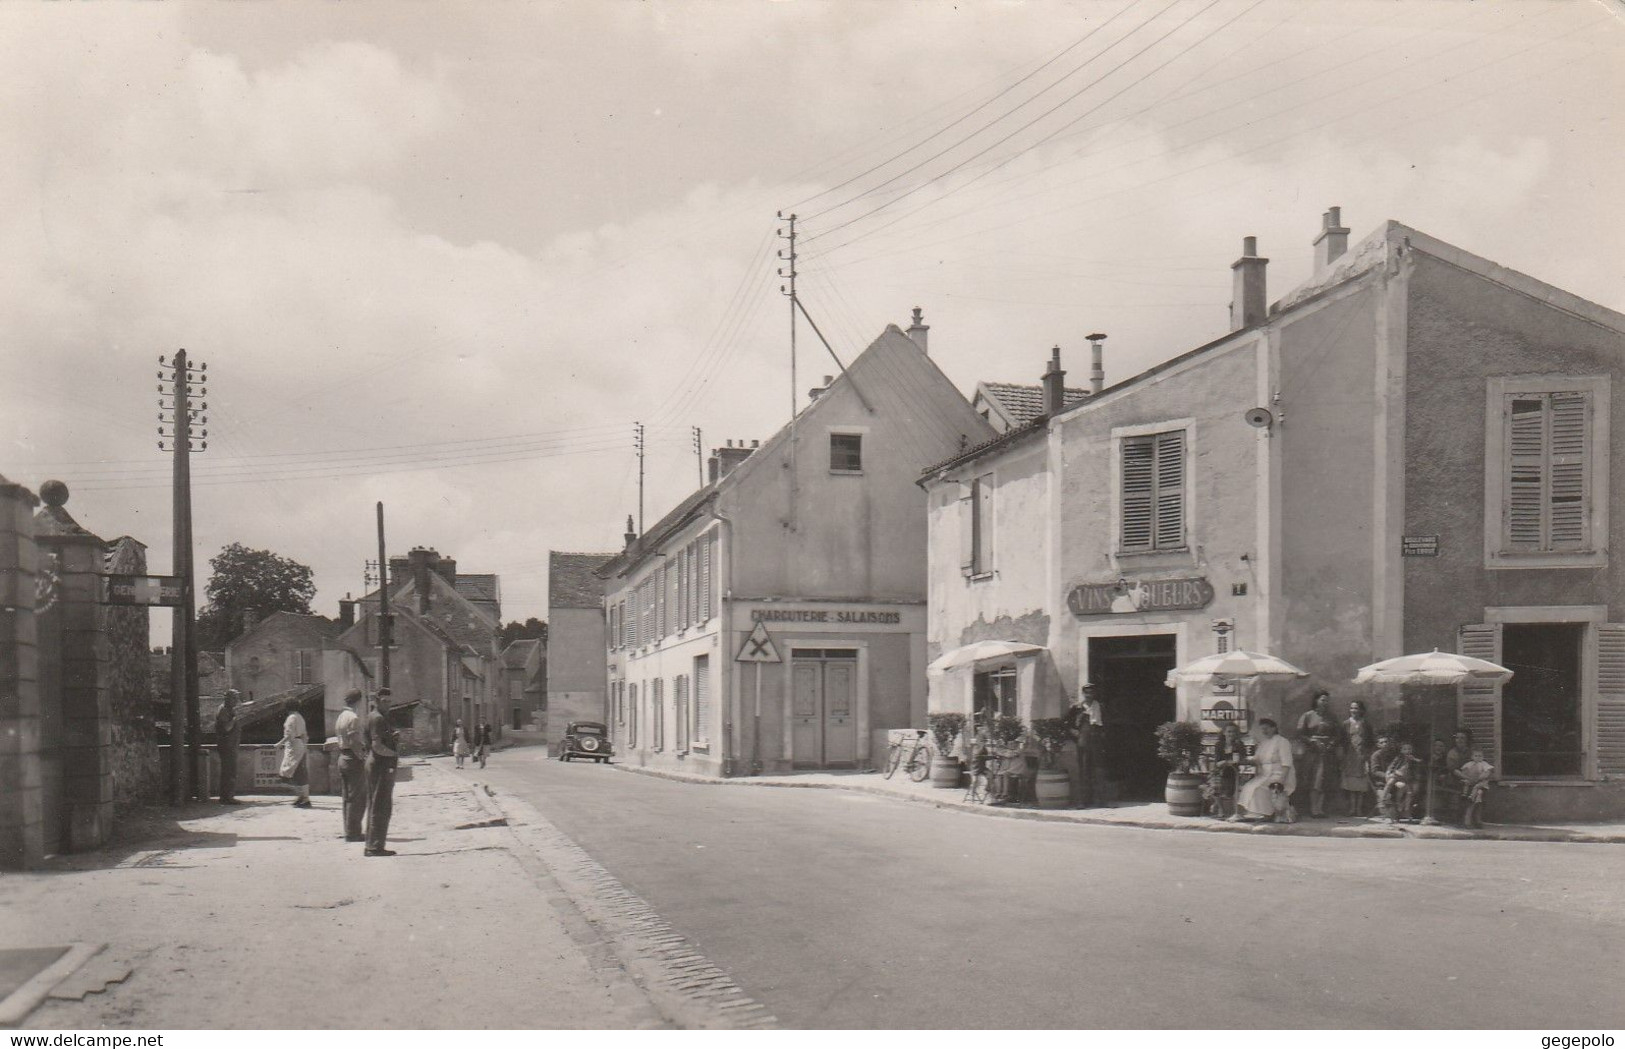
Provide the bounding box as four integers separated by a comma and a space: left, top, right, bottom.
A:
364, 689, 401, 857
279, 696, 312, 808
214, 689, 242, 804
453, 721, 469, 768
336, 689, 367, 842
478, 721, 492, 768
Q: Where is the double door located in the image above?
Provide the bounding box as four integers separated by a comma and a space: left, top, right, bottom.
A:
790, 649, 858, 768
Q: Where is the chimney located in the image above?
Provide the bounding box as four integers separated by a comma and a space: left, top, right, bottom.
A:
1086, 332, 1106, 396
1313, 205, 1350, 271
407, 547, 438, 614
711, 439, 754, 481
240, 606, 261, 636
623, 515, 637, 549
1041, 346, 1066, 416
808, 374, 835, 401
434, 557, 457, 586
1229, 236, 1269, 331
339, 594, 356, 631
906, 307, 930, 355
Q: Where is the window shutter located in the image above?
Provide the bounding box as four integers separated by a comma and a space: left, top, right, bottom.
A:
1549, 392, 1588, 548
675, 675, 689, 753
1120, 436, 1155, 550
628, 684, 638, 747
1505, 397, 1545, 549
1457, 623, 1502, 772
975, 475, 994, 574
694, 656, 711, 741
1155, 431, 1185, 549
959, 482, 976, 575
699, 539, 711, 622
1595, 624, 1625, 778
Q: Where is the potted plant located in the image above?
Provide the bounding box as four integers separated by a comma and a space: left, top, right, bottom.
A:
1029, 717, 1073, 809
927, 712, 967, 788
1155, 720, 1206, 817
991, 713, 1027, 747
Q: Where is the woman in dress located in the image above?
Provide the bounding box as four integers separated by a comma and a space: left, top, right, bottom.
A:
1232, 718, 1296, 822
1295, 690, 1339, 818
278, 696, 311, 808
452, 721, 470, 768
1339, 699, 1376, 817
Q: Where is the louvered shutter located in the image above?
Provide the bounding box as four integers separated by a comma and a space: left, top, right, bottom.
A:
694, 656, 711, 741
1121, 436, 1155, 550
1457, 624, 1502, 772
700, 536, 713, 620
959, 482, 977, 575
1548, 392, 1588, 548
975, 475, 995, 573
628, 684, 638, 747
1505, 397, 1545, 548
1155, 431, 1185, 549
1595, 624, 1625, 778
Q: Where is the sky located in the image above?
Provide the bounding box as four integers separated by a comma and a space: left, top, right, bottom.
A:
2, 0, 1622, 639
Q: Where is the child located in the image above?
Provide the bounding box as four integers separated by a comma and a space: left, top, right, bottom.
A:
1379, 741, 1421, 822
1454, 748, 1495, 828
1366, 729, 1401, 818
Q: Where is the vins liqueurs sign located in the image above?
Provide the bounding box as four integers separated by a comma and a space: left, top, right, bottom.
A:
1067, 576, 1214, 617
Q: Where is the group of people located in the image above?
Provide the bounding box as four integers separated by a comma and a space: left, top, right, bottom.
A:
452, 720, 493, 769
1209, 690, 1497, 826
210, 686, 402, 857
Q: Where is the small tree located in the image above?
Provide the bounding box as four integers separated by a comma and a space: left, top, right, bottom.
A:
928, 712, 966, 757
992, 714, 1027, 746
196, 543, 317, 650
1155, 721, 1205, 774
1030, 717, 1071, 769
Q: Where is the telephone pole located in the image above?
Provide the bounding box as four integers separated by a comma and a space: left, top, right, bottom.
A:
777, 213, 800, 531
158, 350, 207, 804
633, 421, 646, 533
376, 502, 391, 695
692, 426, 704, 488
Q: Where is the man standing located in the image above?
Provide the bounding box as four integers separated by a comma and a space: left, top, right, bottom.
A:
1067, 682, 1104, 808
214, 689, 242, 804
363, 688, 400, 857
335, 689, 367, 843
478, 721, 492, 769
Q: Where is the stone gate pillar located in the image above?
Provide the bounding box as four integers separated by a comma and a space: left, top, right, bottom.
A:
34, 481, 114, 853
0, 474, 44, 870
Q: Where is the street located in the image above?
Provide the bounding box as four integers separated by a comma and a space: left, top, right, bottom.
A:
481, 747, 1625, 1030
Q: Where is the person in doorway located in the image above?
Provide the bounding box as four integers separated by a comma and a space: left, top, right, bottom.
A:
278, 695, 311, 808
452, 721, 469, 769
1232, 718, 1296, 822
478, 721, 492, 768
1065, 683, 1103, 807
1339, 700, 1376, 818
1454, 748, 1495, 828
335, 689, 367, 843
214, 689, 242, 805
1294, 690, 1339, 818
364, 689, 400, 857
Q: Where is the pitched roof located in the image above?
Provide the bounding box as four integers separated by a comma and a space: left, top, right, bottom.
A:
550, 552, 616, 607
502, 638, 540, 667
975, 382, 1090, 429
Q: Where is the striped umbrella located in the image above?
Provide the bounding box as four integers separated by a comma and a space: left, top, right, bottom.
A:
1164, 650, 1309, 687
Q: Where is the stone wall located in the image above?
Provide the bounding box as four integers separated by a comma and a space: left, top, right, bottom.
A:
0, 475, 44, 870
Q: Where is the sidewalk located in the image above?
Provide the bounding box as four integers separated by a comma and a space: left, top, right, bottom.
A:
0, 763, 666, 1030
615, 764, 1625, 844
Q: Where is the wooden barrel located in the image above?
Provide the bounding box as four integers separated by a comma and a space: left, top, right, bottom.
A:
931, 757, 962, 788
1165, 771, 1205, 817
1035, 768, 1071, 809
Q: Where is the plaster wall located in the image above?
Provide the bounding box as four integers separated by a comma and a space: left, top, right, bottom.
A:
227, 615, 327, 703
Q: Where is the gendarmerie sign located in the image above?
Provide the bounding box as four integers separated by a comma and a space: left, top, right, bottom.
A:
1066, 576, 1215, 616
750, 608, 902, 624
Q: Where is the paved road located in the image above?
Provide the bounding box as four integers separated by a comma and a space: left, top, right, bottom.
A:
483, 748, 1625, 1029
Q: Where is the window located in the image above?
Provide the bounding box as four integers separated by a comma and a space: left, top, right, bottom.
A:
674, 675, 690, 753
973, 667, 1017, 722
830, 433, 863, 473
961, 475, 995, 576
1486, 378, 1609, 567
651, 679, 665, 751
693, 655, 711, 743
294, 649, 313, 684
1120, 429, 1186, 552
627, 684, 638, 747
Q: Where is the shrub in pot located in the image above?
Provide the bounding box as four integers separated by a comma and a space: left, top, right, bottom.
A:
927, 712, 966, 788
1155, 720, 1206, 817
1030, 717, 1073, 808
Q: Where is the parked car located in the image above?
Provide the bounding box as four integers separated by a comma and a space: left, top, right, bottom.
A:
559, 721, 613, 763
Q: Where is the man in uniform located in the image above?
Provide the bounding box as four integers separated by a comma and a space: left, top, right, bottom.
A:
1067, 682, 1104, 807
214, 689, 242, 804
363, 688, 400, 857
335, 689, 367, 843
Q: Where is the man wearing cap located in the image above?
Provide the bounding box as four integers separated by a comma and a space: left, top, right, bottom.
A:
335, 689, 367, 843
1067, 683, 1104, 807
363, 689, 400, 857
214, 689, 242, 805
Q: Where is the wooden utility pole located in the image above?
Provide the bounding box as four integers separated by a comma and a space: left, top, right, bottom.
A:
159, 350, 207, 804
376, 502, 390, 694
633, 422, 645, 533
777, 214, 799, 531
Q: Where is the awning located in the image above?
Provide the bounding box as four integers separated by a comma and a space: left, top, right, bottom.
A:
928, 640, 1046, 674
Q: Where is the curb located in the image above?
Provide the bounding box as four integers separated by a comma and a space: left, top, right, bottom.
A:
610, 764, 1625, 845
0, 944, 102, 1027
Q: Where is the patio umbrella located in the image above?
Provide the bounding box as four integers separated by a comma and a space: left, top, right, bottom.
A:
1164, 650, 1309, 687
1352, 650, 1512, 823
928, 640, 1045, 674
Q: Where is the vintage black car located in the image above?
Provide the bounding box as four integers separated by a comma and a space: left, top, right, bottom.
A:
559, 721, 613, 763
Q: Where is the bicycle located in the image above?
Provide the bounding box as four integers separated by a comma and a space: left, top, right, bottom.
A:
883, 729, 933, 782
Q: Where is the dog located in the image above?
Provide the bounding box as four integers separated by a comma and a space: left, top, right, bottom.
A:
1267, 781, 1297, 824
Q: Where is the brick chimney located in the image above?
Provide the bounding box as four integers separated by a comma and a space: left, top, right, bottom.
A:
708, 439, 754, 483
906, 307, 930, 355
1229, 236, 1269, 331
1313, 205, 1350, 271
623, 515, 637, 549
339, 595, 356, 631
1041, 346, 1066, 416
407, 547, 438, 614
1086, 332, 1106, 396
240, 606, 262, 635
808, 375, 834, 401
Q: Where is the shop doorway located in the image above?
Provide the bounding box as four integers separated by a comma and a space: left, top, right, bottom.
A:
1501, 623, 1583, 778
790, 649, 858, 769
1088, 634, 1177, 800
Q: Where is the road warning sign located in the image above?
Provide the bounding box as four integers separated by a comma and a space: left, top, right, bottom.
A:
735, 620, 781, 663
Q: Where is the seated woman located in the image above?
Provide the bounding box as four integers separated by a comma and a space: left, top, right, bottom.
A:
1231, 718, 1296, 822
1206, 722, 1247, 818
